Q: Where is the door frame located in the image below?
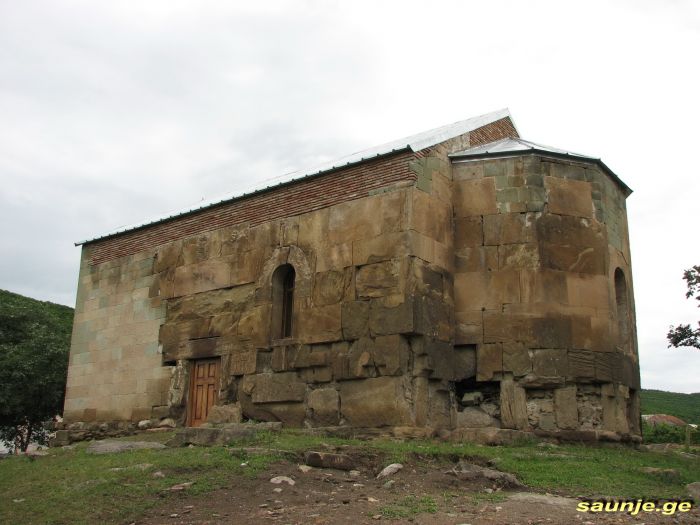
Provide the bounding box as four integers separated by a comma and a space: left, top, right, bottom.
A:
186, 357, 221, 427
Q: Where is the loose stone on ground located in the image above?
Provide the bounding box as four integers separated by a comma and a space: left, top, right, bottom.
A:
376, 463, 403, 479
86, 440, 166, 455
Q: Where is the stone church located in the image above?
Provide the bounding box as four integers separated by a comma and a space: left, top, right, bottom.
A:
64, 109, 641, 441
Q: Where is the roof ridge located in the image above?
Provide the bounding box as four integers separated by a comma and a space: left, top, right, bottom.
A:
76, 109, 514, 245
449, 136, 630, 195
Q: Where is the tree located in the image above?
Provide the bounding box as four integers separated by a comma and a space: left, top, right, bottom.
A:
667, 265, 700, 350
0, 291, 72, 452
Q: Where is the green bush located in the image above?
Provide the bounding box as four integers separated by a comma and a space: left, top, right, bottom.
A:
642, 422, 700, 444
0, 289, 73, 451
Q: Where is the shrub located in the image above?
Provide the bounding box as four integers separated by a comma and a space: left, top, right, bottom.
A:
642, 422, 700, 445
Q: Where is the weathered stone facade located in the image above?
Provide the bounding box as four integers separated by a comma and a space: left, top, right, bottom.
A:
64, 111, 641, 441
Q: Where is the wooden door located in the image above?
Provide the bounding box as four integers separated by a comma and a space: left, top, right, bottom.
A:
187, 358, 220, 427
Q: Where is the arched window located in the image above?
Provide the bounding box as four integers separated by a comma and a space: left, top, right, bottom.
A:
614, 268, 630, 350
272, 264, 295, 339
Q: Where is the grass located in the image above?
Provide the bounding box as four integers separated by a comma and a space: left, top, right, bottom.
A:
490, 444, 698, 498
467, 491, 508, 504
1, 429, 698, 524
0, 439, 282, 525
378, 495, 438, 518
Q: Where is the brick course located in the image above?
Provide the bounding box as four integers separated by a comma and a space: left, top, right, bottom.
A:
468, 117, 518, 147
86, 120, 518, 265
87, 151, 416, 265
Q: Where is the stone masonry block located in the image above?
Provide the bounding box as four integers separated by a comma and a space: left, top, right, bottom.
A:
307, 388, 340, 426
356, 260, 402, 299
566, 274, 609, 309
600, 382, 629, 434
252, 373, 306, 404
620, 355, 640, 390
502, 342, 531, 377
237, 305, 270, 346
341, 300, 369, 340
411, 190, 450, 244
154, 240, 182, 273
180, 234, 220, 266
298, 366, 333, 384
554, 386, 578, 430
540, 242, 606, 275
454, 270, 520, 312
500, 377, 529, 430
373, 334, 410, 376
411, 337, 463, 380
346, 338, 375, 378
271, 345, 295, 372
312, 270, 346, 306
453, 162, 483, 181
519, 269, 568, 304
477, 343, 503, 381
530, 316, 573, 349
594, 352, 620, 382
229, 348, 258, 376
570, 315, 594, 350
280, 217, 299, 246
166, 285, 254, 323
315, 243, 352, 273
498, 243, 539, 269
412, 295, 451, 341
454, 217, 483, 247
568, 350, 595, 379
545, 176, 593, 218
339, 377, 413, 427
536, 214, 605, 247
532, 349, 568, 378
454, 178, 498, 217
483, 213, 535, 246
536, 215, 606, 275
352, 232, 411, 266
298, 303, 342, 344
297, 208, 328, 252
410, 258, 444, 298
455, 310, 483, 345
455, 246, 498, 273
328, 191, 404, 245
207, 403, 242, 424
483, 311, 534, 344
291, 344, 329, 369
369, 296, 414, 336
173, 260, 231, 297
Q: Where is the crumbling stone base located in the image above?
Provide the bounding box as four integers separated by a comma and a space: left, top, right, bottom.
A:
166, 422, 283, 447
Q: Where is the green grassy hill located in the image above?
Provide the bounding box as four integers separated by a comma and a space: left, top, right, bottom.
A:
0, 289, 73, 346
0, 289, 74, 449
641, 389, 700, 424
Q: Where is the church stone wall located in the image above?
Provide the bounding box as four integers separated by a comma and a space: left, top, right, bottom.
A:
64, 246, 169, 422
63, 116, 641, 442
450, 155, 640, 438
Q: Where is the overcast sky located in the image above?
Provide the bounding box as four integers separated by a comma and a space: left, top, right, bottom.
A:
1, 1, 698, 393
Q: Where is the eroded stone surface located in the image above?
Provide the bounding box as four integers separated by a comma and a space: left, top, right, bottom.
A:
207, 404, 242, 425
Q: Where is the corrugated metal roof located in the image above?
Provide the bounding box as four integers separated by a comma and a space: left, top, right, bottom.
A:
643, 414, 687, 427
76, 108, 513, 245
450, 136, 632, 195
450, 137, 590, 159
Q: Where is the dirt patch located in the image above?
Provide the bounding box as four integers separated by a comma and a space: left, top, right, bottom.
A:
136, 454, 699, 525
